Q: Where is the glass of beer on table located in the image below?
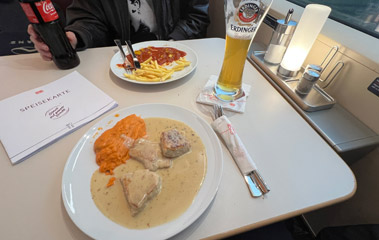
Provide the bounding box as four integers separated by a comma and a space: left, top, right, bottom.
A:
214, 0, 272, 102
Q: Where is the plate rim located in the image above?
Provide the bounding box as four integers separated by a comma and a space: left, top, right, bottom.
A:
110, 41, 198, 85
61, 103, 223, 240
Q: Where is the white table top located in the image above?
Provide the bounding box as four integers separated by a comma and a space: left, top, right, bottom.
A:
0, 38, 356, 240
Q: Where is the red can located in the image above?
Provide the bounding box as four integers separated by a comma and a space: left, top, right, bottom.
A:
19, 0, 80, 69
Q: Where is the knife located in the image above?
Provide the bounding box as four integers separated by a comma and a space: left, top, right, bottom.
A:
125, 40, 141, 69
114, 39, 126, 61
211, 105, 270, 197
114, 39, 133, 72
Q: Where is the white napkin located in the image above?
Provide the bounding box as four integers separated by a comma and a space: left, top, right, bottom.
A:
0, 71, 118, 164
211, 115, 257, 175
196, 75, 251, 113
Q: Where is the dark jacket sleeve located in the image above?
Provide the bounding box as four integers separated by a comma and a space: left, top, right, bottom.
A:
64, 0, 209, 49
64, 0, 128, 49
168, 0, 210, 40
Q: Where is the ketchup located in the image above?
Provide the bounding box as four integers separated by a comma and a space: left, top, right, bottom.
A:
131, 47, 187, 65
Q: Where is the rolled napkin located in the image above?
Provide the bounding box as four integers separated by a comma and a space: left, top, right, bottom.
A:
211, 115, 270, 197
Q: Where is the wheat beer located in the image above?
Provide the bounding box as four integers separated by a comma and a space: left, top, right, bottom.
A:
214, 0, 271, 101
216, 35, 251, 99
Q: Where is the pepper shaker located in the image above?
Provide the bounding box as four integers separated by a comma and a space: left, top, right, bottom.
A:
295, 69, 320, 95
305, 64, 323, 74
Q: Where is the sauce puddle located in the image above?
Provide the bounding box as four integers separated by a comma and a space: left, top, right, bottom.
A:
91, 117, 207, 229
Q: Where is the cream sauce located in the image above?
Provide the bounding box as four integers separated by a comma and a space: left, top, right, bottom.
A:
90, 117, 207, 229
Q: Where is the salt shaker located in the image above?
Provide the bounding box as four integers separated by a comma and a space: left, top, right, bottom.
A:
264, 9, 297, 65
295, 69, 320, 95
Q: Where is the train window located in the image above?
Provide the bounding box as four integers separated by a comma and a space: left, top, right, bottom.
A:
286, 0, 379, 39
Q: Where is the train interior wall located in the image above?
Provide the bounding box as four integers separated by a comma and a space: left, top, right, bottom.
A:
207, 0, 379, 235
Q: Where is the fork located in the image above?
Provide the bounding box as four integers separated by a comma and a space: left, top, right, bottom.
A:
125, 40, 141, 69
213, 104, 224, 120
114, 39, 134, 74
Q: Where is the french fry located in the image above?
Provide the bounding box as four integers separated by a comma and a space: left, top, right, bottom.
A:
123, 54, 191, 82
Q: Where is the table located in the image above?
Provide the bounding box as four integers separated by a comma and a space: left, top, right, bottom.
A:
0, 38, 356, 239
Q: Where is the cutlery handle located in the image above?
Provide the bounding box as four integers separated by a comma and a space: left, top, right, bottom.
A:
114, 39, 126, 60
244, 175, 262, 197
251, 170, 270, 194
125, 40, 141, 69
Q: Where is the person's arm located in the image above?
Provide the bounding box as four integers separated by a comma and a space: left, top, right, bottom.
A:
64, 0, 115, 49
168, 0, 210, 40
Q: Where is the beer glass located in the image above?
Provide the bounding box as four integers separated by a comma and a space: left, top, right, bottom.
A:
214, 0, 272, 101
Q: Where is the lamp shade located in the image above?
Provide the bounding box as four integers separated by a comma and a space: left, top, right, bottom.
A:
279, 4, 331, 73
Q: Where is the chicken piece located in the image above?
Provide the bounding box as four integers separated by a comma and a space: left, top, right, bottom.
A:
120, 169, 162, 216
129, 139, 172, 171
160, 129, 191, 158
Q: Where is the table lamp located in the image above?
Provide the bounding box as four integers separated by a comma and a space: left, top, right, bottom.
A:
277, 4, 331, 78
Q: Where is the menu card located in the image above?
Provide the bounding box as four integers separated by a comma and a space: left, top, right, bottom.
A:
0, 71, 118, 164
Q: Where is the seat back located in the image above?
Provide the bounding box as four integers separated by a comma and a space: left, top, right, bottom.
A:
207, 0, 226, 38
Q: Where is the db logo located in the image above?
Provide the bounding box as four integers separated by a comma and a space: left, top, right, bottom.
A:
221, 123, 235, 135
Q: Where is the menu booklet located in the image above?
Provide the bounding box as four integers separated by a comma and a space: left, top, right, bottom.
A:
0, 71, 118, 164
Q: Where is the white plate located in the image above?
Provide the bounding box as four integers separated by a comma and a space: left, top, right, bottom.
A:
110, 41, 198, 84
62, 103, 223, 240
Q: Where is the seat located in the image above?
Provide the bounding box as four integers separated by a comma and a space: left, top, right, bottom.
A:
0, 0, 36, 56
0, 0, 72, 56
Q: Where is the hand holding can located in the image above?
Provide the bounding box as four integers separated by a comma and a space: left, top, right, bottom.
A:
19, 0, 80, 69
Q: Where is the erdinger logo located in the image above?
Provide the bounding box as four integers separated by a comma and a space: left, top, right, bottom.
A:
238, 3, 259, 23
42, 1, 55, 14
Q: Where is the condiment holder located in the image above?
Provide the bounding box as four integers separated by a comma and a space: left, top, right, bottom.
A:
250, 44, 344, 112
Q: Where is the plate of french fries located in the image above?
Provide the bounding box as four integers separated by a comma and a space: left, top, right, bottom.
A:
110, 40, 198, 84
